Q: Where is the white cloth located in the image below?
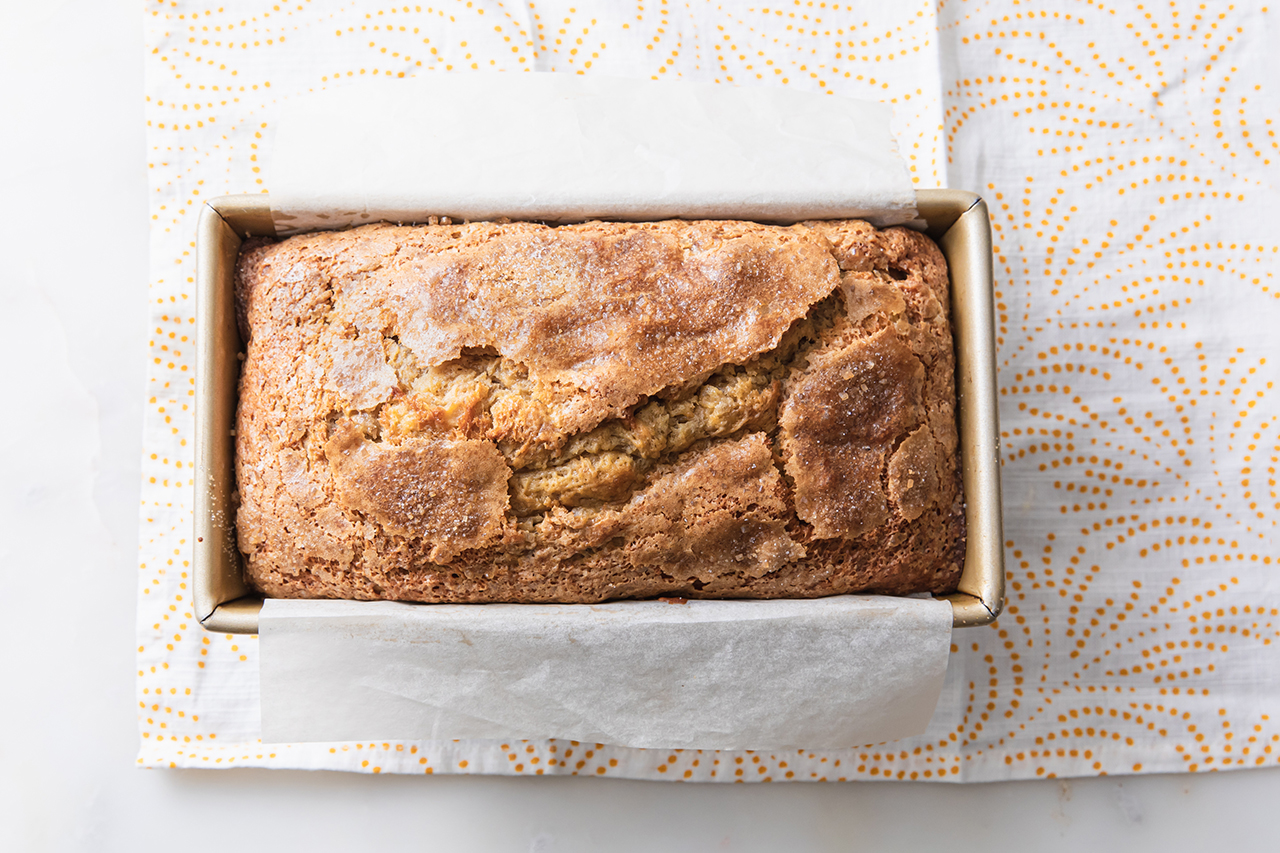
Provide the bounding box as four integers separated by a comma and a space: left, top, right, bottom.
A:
138, 0, 1280, 781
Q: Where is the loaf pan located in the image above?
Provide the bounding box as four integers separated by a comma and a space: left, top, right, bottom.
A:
194, 190, 1004, 633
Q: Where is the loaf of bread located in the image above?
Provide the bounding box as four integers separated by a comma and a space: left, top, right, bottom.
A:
234, 219, 964, 603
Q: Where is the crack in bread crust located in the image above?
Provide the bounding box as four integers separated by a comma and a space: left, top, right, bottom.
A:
234, 219, 965, 602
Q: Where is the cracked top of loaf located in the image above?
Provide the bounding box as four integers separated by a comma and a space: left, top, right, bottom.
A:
234, 218, 965, 603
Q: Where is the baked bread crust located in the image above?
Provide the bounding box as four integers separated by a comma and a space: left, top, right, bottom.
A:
234, 219, 964, 603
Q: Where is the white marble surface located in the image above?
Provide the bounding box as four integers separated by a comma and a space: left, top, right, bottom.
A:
1, 1, 1277, 849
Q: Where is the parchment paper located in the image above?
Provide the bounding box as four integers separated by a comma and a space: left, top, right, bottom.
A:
269, 73, 917, 231
258, 74, 949, 752
259, 596, 952, 750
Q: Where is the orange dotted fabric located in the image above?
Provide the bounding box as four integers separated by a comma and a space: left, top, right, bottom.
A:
138, 0, 1279, 780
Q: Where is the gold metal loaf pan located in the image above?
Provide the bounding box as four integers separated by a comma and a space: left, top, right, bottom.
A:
194, 190, 1004, 633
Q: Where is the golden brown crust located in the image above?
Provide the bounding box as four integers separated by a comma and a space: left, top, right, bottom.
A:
324, 422, 511, 564
234, 219, 964, 603
779, 327, 925, 539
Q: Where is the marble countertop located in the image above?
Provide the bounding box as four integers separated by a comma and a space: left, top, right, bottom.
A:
1, 1, 1275, 849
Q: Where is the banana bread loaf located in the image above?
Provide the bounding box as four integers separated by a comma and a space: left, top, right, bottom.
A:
233, 218, 965, 603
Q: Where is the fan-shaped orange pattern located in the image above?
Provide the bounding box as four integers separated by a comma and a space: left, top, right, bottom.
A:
138, 0, 1279, 781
